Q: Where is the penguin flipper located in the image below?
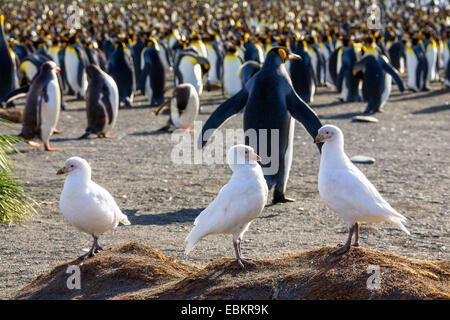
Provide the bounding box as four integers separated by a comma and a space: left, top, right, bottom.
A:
381, 58, 404, 92
199, 88, 248, 149
286, 90, 323, 152
2, 85, 30, 104
336, 63, 347, 93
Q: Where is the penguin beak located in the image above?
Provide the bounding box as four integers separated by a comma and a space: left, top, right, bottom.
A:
315, 135, 325, 144
288, 53, 302, 60
57, 167, 68, 175
55, 67, 61, 72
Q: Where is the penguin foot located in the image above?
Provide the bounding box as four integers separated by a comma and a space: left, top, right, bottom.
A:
272, 190, 295, 204
26, 140, 41, 148
53, 129, 64, 134
44, 143, 59, 151
78, 133, 90, 140
98, 133, 114, 139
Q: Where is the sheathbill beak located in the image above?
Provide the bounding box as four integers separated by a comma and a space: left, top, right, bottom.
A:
57, 167, 68, 175
315, 135, 324, 144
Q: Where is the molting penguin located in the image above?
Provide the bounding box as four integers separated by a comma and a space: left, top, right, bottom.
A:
140, 39, 165, 106
9, 61, 61, 151
238, 61, 260, 86
80, 64, 119, 139
174, 49, 210, 96
0, 16, 17, 104
108, 41, 136, 107
200, 47, 323, 204
155, 83, 199, 132
353, 55, 404, 114
223, 44, 243, 97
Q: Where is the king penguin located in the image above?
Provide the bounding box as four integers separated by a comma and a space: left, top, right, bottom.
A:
174, 49, 210, 96
8, 61, 61, 151
288, 39, 316, 103
200, 47, 323, 204
238, 60, 261, 86
63, 35, 89, 99
0, 16, 17, 104
140, 38, 165, 106
223, 44, 243, 97
154, 83, 199, 132
108, 40, 136, 107
353, 54, 404, 114
80, 64, 119, 139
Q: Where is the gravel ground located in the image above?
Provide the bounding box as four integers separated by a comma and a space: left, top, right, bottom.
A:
0, 73, 449, 299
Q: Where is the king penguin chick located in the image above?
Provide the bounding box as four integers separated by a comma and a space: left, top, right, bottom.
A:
57, 157, 131, 259
185, 145, 268, 268
315, 125, 410, 255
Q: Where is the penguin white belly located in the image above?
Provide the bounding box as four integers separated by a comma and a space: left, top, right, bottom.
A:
223, 58, 242, 97
177, 86, 199, 129
103, 74, 119, 133
158, 48, 171, 72
145, 75, 153, 102
179, 59, 203, 95
282, 117, 295, 193
309, 49, 318, 78
406, 50, 418, 91
40, 79, 60, 144
65, 48, 87, 96
379, 73, 392, 111
206, 47, 220, 83
310, 81, 316, 103
426, 46, 438, 81
399, 57, 405, 74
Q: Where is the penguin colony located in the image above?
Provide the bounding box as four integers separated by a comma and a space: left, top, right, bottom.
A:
0, 1, 448, 266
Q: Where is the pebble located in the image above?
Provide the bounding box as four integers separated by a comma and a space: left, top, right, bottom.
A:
350, 155, 376, 164
352, 115, 379, 123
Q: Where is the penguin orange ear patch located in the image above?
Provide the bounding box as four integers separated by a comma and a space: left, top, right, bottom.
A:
278, 49, 287, 62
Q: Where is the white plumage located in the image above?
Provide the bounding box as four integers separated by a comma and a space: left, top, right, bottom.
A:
185, 145, 268, 267
316, 125, 410, 255
58, 157, 130, 259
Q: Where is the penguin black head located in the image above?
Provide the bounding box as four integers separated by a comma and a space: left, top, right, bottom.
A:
266, 46, 301, 64
41, 61, 61, 74
86, 64, 102, 79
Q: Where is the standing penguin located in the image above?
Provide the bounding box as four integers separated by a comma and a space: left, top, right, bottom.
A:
8, 61, 61, 151
336, 44, 362, 102
63, 36, 89, 99
204, 34, 223, 89
140, 39, 165, 106
0, 16, 17, 104
80, 64, 119, 139
406, 38, 428, 92
154, 83, 199, 132
200, 47, 323, 204
353, 55, 404, 114
174, 49, 210, 96
108, 41, 136, 107
289, 39, 316, 103
223, 44, 243, 97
